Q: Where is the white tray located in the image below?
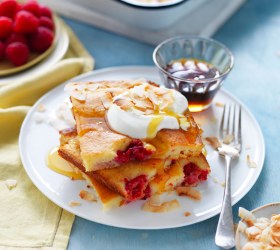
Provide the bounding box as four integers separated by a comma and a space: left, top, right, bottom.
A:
40, 0, 246, 44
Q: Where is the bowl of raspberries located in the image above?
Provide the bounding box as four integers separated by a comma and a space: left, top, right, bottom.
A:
0, 0, 55, 75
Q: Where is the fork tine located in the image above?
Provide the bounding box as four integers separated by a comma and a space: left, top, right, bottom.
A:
226, 105, 231, 136
219, 105, 226, 139
232, 105, 237, 142
238, 105, 242, 145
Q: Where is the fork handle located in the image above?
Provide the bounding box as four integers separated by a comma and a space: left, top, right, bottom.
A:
215, 155, 235, 249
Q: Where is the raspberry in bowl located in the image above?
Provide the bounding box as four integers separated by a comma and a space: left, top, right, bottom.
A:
0, 0, 56, 76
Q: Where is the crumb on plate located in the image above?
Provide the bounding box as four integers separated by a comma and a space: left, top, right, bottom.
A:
176, 186, 201, 200
246, 154, 257, 168
69, 201, 81, 207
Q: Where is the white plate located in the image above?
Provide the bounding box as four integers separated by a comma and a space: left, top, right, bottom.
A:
19, 66, 265, 229
0, 18, 69, 85
236, 203, 280, 249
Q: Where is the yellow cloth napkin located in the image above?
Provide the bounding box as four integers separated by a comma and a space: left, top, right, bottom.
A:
0, 18, 94, 249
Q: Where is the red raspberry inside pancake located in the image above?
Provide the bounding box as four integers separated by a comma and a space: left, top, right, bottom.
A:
125, 175, 148, 201
115, 139, 153, 164
183, 163, 209, 186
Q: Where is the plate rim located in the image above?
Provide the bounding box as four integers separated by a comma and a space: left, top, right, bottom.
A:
19, 65, 266, 230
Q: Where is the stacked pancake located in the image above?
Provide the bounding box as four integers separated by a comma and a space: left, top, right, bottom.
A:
58, 80, 210, 210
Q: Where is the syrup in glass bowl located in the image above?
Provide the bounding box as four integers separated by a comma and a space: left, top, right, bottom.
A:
166, 58, 221, 112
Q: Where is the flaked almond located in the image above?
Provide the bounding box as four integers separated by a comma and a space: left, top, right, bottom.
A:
142, 199, 180, 213
184, 212, 191, 217
132, 98, 153, 111
64, 82, 79, 92
210, 116, 217, 124
176, 186, 201, 200
149, 194, 161, 206
5, 179, 17, 190
205, 136, 221, 149
79, 190, 97, 202
223, 134, 234, 144
246, 154, 257, 168
69, 201, 81, 207
146, 90, 159, 108
37, 104, 46, 112
215, 102, 225, 107
154, 87, 168, 95
100, 92, 112, 109
70, 90, 86, 101
114, 98, 134, 110
210, 175, 225, 187
87, 83, 101, 91
179, 117, 190, 131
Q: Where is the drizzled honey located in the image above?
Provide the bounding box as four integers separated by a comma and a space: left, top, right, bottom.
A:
47, 147, 84, 180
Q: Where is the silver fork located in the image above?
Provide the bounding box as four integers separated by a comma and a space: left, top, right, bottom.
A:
215, 104, 242, 249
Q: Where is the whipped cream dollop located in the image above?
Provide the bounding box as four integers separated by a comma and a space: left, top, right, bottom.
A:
106, 82, 189, 139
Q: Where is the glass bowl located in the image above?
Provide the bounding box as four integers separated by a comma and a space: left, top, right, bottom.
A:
153, 36, 234, 112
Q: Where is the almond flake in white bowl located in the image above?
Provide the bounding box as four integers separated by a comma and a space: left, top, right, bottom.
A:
236, 203, 280, 250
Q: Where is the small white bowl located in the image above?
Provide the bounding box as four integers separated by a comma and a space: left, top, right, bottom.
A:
75, 0, 208, 30
236, 202, 280, 250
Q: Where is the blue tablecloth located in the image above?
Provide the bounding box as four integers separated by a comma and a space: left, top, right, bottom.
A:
64, 0, 280, 249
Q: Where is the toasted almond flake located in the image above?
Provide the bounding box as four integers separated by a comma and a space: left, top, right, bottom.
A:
238, 221, 248, 233
215, 102, 225, 107
176, 186, 201, 200
223, 134, 234, 144
114, 98, 134, 110
210, 175, 225, 188
246, 226, 262, 238
142, 199, 180, 213
239, 208, 280, 248
149, 194, 161, 206
179, 117, 190, 131
100, 92, 112, 109
5, 179, 17, 190
37, 104, 46, 112
79, 190, 97, 202
246, 154, 257, 168
239, 207, 256, 226
69, 201, 81, 207
210, 116, 217, 123
205, 136, 221, 149
184, 212, 191, 217
70, 90, 86, 101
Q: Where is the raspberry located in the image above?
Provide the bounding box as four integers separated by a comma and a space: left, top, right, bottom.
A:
22, 0, 40, 17
29, 26, 54, 53
115, 139, 153, 163
5, 42, 29, 66
183, 163, 209, 186
5, 33, 27, 45
0, 41, 6, 61
125, 175, 148, 201
0, 0, 20, 18
39, 16, 54, 30
14, 10, 39, 34
39, 5, 52, 18
0, 16, 13, 39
